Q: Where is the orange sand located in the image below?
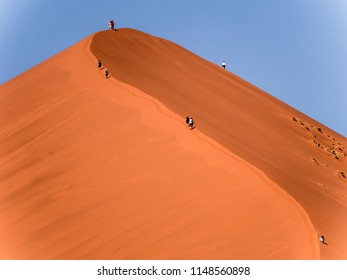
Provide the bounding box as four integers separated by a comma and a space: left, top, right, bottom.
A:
0, 28, 346, 259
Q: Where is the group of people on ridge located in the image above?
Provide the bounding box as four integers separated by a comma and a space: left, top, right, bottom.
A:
98, 59, 109, 78
97, 20, 117, 78
102, 19, 197, 130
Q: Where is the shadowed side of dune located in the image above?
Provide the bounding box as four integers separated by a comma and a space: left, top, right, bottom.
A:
90, 28, 347, 259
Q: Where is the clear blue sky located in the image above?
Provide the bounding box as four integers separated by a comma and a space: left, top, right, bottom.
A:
1, 0, 346, 136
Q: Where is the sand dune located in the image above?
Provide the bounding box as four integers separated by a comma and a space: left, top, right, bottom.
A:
91, 29, 347, 259
0, 28, 345, 259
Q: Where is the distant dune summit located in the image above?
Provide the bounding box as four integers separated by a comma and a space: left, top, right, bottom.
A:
0, 28, 346, 259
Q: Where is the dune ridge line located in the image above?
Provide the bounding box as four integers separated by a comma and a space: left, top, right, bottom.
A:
85, 32, 319, 259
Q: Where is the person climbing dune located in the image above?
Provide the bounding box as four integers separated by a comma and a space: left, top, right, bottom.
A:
108, 20, 115, 30
188, 117, 195, 130
105, 68, 109, 79
98, 59, 102, 69
320, 235, 326, 244
186, 116, 190, 126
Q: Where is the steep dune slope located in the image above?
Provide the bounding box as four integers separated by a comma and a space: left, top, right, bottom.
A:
0, 29, 346, 259
91, 28, 347, 259
0, 32, 321, 259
